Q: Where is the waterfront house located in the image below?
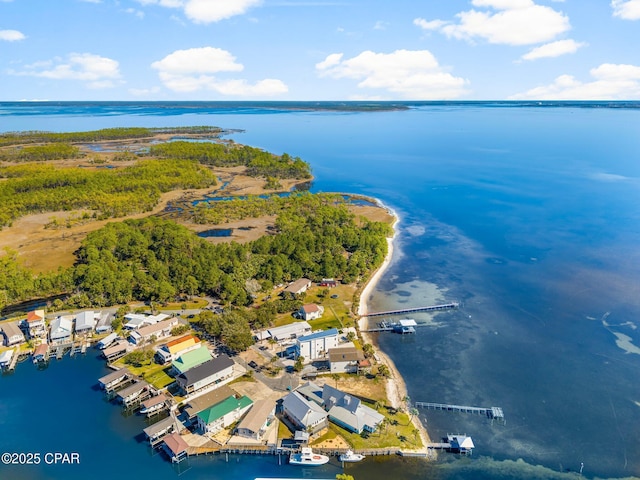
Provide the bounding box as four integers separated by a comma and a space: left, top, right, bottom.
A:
328, 346, 364, 374
23, 310, 46, 339
102, 340, 129, 361
49, 316, 73, 344
162, 433, 189, 463
196, 394, 253, 435
95, 311, 113, 333
171, 345, 213, 376
32, 344, 49, 363
295, 328, 339, 362
182, 385, 235, 423
2, 321, 25, 347
155, 334, 201, 363
128, 318, 178, 346
298, 303, 324, 321
74, 311, 96, 335
283, 278, 312, 296
235, 399, 276, 442
98, 368, 131, 390
116, 380, 151, 404
143, 415, 176, 446
281, 391, 328, 434
447, 434, 475, 455
97, 332, 118, 350
0, 349, 14, 369
321, 384, 384, 434
175, 354, 235, 395
257, 321, 312, 343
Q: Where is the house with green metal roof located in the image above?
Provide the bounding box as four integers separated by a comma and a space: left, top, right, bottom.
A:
171, 346, 213, 375
196, 395, 253, 434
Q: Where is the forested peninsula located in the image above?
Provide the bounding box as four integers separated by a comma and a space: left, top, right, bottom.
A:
0, 127, 392, 329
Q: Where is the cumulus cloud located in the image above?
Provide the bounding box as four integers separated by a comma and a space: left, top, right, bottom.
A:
521, 39, 586, 61
0, 29, 26, 41
611, 0, 640, 19
135, 0, 261, 23
316, 49, 469, 99
415, 0, 570, 46
152, 47, 287, 96
9, 53, 121, 89
509, 63, 640, 99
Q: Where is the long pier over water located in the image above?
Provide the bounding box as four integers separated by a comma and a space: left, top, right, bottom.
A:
414, 402, 505, 424
365, 302, 459, 318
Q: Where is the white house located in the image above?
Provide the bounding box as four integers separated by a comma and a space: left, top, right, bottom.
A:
129, 318, 178, 346
328, 346, 364, 374
2, 321, 25, 347
281, 391, 328, 434
298, 304, 324, 321
75, 311, 96, 335
295, 328, 339, 362
49, 316, 73, 344
197, 395, 253, 434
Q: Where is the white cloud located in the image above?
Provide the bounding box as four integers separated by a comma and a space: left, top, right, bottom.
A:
316, 49, 469, 99
373, 20, 388, 30
413, 18, 448, 31
152, 47, 287, 96
521, 39, 586, 61
151, 47, 244, 74
10, 53, 121, 89
128, 86, 161, 96
125, 7, 145, 18
0, 29, 26, 41
416, 0, 570, 46
136, 0, 261, 23
509, 63, 640, 99
611, 0, 640, 20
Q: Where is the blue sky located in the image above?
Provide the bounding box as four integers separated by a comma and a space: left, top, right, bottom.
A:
1, 0, 639, 100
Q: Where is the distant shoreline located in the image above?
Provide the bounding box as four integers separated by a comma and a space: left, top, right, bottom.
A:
356, 200, 433, 451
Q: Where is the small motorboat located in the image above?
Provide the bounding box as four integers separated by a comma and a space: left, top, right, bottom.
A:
339, 450, 365, 462
289, 447, 330, 466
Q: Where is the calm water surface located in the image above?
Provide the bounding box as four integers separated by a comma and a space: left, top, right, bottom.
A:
1, 102, 639, 480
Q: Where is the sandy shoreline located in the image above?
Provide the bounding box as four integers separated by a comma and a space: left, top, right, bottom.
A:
356, 201, 433, 451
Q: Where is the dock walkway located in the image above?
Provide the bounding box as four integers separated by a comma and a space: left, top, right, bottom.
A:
414, 402, 505, 424
365, 303, 459, 318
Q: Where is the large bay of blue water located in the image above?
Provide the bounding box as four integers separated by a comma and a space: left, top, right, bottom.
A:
1, 102, 639, 480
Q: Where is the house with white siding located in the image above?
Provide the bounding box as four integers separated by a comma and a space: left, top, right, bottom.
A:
281, 391, 328, 434
2, 321, 25, 347
295, 328, 339, 362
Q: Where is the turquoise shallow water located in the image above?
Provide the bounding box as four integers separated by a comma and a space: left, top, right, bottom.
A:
0, 102, 639, 480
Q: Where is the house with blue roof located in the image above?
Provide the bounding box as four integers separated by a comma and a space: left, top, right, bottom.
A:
295, 328, 339, 362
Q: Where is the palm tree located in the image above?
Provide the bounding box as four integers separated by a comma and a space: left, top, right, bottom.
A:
331, 373, 340, 388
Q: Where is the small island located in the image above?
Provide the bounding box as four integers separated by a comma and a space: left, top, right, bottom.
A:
0, 127, 435, 467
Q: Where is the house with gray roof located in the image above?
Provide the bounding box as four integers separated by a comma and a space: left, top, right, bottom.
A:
175, 354, 235, 395
1, 321, 25, 347
49, 316, 73, 344
75, 311, 96, 335
281, 391, 328, 434
328, 346, 364, 374
321, 384, 384, 434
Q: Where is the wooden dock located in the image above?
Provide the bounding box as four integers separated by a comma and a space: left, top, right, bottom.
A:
365, 302, 459, 318
414, 402, 505, 424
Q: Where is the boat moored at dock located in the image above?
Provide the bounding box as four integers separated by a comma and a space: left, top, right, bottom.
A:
289, 447, 330, 466
339, 450, 365, 462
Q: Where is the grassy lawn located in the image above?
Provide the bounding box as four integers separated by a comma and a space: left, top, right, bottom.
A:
278, 419, 293, 439
158, 298, 208, 311
113, 358, 175, 390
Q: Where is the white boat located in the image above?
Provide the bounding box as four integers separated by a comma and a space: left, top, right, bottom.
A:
339, 450, 365, 462
289, 447, 329, 466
